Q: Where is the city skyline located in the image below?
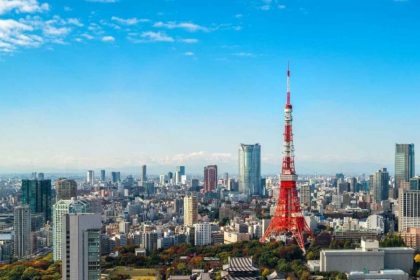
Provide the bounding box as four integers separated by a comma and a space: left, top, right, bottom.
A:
1, 0, 420, 174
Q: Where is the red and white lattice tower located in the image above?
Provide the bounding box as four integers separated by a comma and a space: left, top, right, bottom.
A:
260, 65, 313, 253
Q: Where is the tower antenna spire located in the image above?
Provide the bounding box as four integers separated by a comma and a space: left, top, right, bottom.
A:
260, 64, 313, 254
287, 62, 291, 105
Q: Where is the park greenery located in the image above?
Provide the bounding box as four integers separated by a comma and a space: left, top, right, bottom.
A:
0, 253, 61, 280
103, 236, 352, 280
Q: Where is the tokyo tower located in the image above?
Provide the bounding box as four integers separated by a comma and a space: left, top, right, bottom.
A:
260, 65, 313, 253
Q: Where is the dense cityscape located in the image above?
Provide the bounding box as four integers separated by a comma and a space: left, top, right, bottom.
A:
2, 0, 420, 280
0, 69, 419, 280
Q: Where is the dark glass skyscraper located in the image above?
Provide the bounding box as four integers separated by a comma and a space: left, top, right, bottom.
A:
55, 179, 77, 200
395, 144, 415, 192
371, 168, 389, 203
21, 179, 52, 222
141, 165, 147, 185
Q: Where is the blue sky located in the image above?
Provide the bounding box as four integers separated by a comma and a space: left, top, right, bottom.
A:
0, 0, 419, 175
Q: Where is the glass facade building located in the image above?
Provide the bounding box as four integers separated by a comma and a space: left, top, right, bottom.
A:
395, 144, 415, 191
53, 199, 87, 261
371, 168, 389, 203
21, 179, 52, 222
238, 143, 262, 197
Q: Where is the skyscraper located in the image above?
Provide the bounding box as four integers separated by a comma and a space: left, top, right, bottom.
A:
141, 165, 147, 185
53, 199, 87, 261
100, 170, 106, 182
175, 166, 185, 185
14, 205, 31, 259
395, 144, 415, 192
409, 176, 420, 191
238, 144, 261, 197
204, 165, 218, 193
62, 213, 101, 280
37, 173, 45, 180
55, 179, 77, 200
371, 168, 390, 203
398, 189, 420, 231
21, 179, 52, 222
183, 195, 198, 226
111, 171, 121, 183
86, 170, 94, 185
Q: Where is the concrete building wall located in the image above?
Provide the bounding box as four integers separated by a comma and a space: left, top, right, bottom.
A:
320, 250, 384, 272
382, 248, 415, 273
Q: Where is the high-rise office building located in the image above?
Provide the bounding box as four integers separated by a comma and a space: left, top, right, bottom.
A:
55, 179, 77, 201
100, 170, 106, 182
183, 195, 198, 226
395, 144, 415, 192
238, 144, 261, 197
86, 170, 94, 185
175, 166, 185, 185
13, 205, 31, 259
300, 184, 311, 210
204, 165, 218, 193
167, 172, 173, 183
62, 213, 101, 280
141, 165, 147, 185
410, 176, 420, 191
111, 171, 121, 183
141, 231, 159, 253
194, 222, 211, 246
398, 189, 420, 232
348, 177, 357, 193
371, 168, 390, 203
223, 173, 229, 187
37, 173, 45, 180
21, 179, 52, 222
53, 199, 87, 261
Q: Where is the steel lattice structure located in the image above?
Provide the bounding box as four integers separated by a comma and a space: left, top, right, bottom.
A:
260, 65, 313, 254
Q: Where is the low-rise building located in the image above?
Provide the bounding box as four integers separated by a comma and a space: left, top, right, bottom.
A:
320, 239, 414, 273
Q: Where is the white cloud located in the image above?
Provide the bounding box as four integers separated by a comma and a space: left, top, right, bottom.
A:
111, 16, 148, 25
67, 18, 83, 27
101, 35, 115, 42
179, 38, 198, 44
153, 21, 208, 32
183, 51, 194, 56
140, 31, 174, 42
43, 25, 70, 36
233, 52, 255, 57
0, 19, 42, 52
0, 0, 49, 15
81, 33, 94, 40
235, 13, 243, 18
162, 151, 234, 165
278, 4, 286, 9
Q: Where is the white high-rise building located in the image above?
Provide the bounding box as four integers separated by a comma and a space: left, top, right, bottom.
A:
62, 213, 102, 280
53, 199, 87, 261
366, 214, 385, 234
87, 170, 94, 185
184, 195, 198, 226
194, 223, 211, 246
398, 189, 420, 232
238, 144, 261, 197
14, 205, 31, 259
